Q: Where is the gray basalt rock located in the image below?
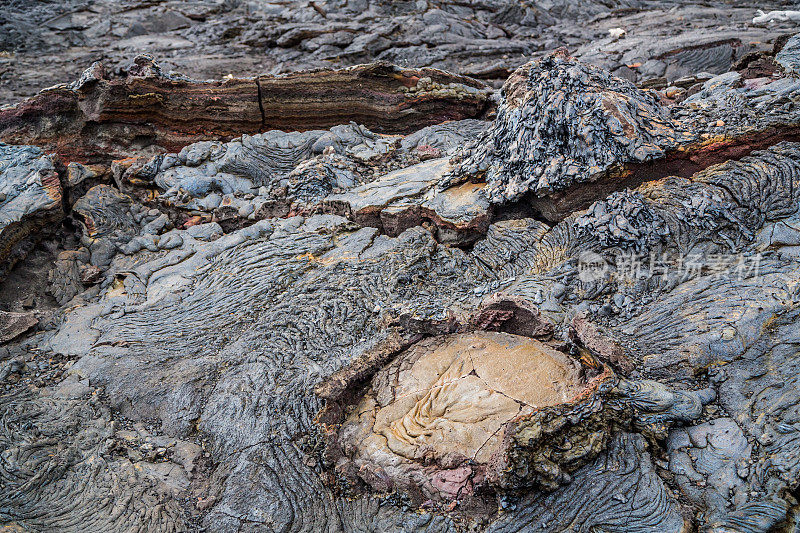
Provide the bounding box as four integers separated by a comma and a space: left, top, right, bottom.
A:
0, 0, 785, 105
483, 142, 800, 529
0, 144, 63, 280
0, 379, 186, 532
775, 33, 800, 75
325, 158, 452, 235
489, 433, 688, 533
120, 122, 495, 244
575, 190, 670, 252
668, 418, 755, 523
35, 214, 488, 531
447, 49, 691, 208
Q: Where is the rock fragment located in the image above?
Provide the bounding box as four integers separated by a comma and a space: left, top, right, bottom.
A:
0, 311, 38, 343
332, 331, 601, 504
570, 312, 633, 374
325, 158, 451, 236
447, 48, 691, 217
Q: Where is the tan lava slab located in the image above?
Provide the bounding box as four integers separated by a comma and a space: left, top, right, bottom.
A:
369, 332, 585, 463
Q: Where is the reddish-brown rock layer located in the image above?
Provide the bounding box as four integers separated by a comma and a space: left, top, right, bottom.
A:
0, 58, 491, 164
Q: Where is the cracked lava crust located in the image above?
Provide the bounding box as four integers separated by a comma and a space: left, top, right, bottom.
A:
326, 331, 615, 511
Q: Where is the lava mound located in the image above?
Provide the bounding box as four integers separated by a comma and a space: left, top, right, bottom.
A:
330, 331, 616, 509
449, 49, 690, 206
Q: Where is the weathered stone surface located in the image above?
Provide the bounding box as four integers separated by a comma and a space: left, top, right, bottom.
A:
419, 181, 492, 246
668, 418, 755, 523
0, 57, 490, 163
570, 312, 634, 374
489, 433, 688, 533
126, 125, 493, 243
483, 141, 800, 529
0, 0, 787, 105
3, 17, 800, 533
0, 379, 186, 532
0, 144, 63, 280
470, 293, 555, 339
447, 49, 691, 207
0, 310, 37, 343
448, 47, 800, 221
577, 25, 778, 85
775, 33, 800, 74
34, 215, 480, 530
331, 327, 712, 508
326, 158, 451, 235
333, 332, 590, 504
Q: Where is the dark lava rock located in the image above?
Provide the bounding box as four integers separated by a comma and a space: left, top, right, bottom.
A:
447, 49, 691, 205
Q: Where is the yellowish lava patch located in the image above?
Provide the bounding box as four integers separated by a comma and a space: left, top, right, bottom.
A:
364, 332, 585, 464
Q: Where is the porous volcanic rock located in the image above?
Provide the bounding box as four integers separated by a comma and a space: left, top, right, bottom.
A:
448, 48, 692, 205
449, 49, 800, 222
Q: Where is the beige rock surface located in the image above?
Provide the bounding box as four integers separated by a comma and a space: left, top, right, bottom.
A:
352, 332, 585, 463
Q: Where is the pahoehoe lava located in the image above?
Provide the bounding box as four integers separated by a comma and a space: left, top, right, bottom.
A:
2, 2, 800, 533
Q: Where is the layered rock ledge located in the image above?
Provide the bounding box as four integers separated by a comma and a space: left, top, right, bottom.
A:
0, 56, 491, 163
